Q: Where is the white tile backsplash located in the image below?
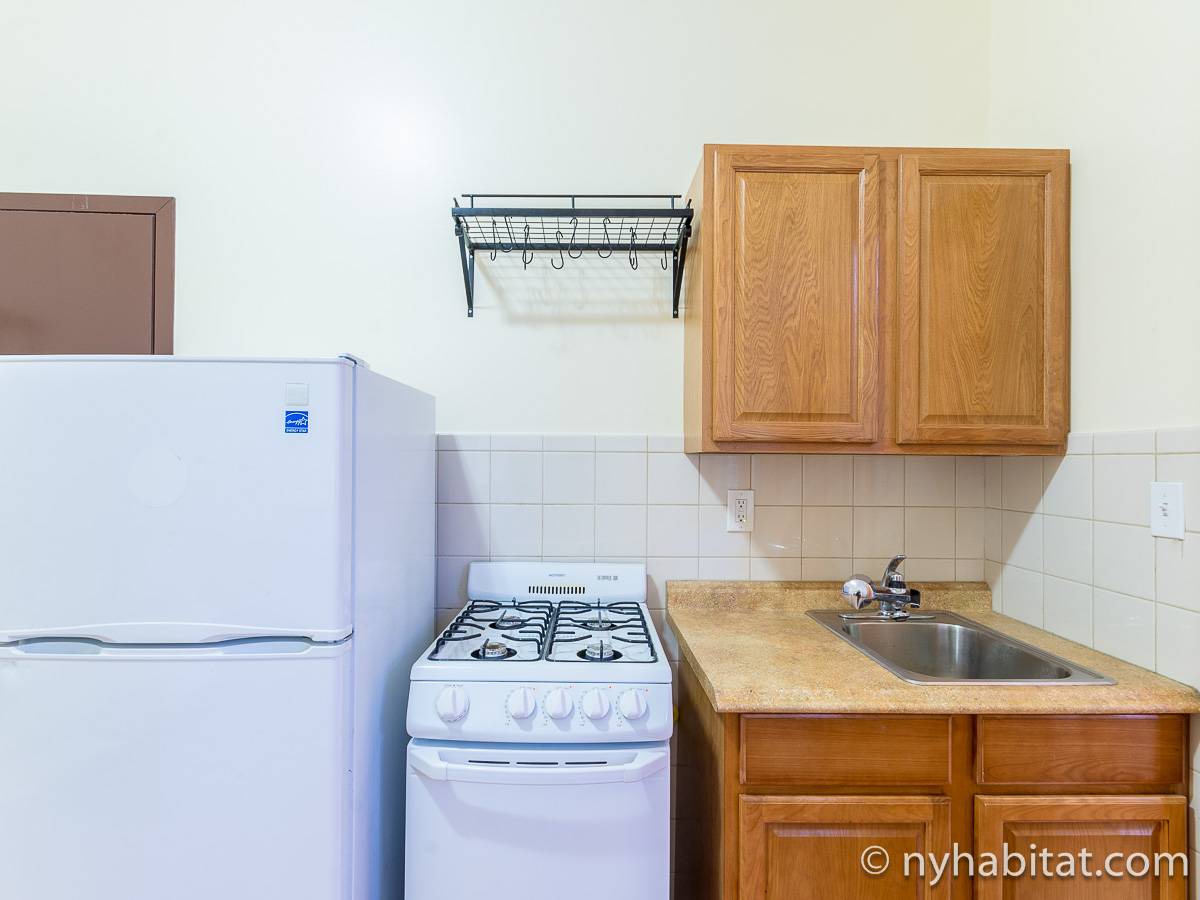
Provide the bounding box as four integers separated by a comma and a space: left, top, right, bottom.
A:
854, 455, 905, 506
1093, 588, 1155, 668
751, 455, 804, 505
1001, 457, 1044, 512
1092, 522, 1155, 600
646, 505, 699, 557
542, 505, 594, 557
647, 453, 699, 505
1156, 534, 1200, 612
596, 452, 647, 504
490, 451, 542, 503
1042, 576, 1093, 645
698, 453, 751, 505
595, 505, 647, 557
437, 450, 490, 504
1042, 515, 1092, 584
1155, 604, 1200, 689
751, 506, 804, 557
1042, 455, 1092, 519
802, 456, 853, 506
801, 506, 853, 557
1093, 454, 1154, 525
434, 429, 1200, 691
699, 505, 750, 557
1093, 430, 1155, 454
904, 507, 957, 558
905, 456, 957, 506
543, 451, 596, 504
490, 504, 541, 556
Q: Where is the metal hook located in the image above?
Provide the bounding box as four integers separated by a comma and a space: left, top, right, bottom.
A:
489, 219, 500, 260
567, 217, 583, 259
598, 217, 614, 258
522, 224, 533, 269
660, 219, 672, 270
628, 227, 638, 270
551, 230, 566, 269
501, 217, 516, 253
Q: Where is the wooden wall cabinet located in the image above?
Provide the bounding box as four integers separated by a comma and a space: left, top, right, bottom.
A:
676, 660, 1190, 900
683, 145, 1070, 455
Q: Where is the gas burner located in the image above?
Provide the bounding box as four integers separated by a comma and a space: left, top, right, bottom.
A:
578, 639, 622, 662
573, 616, 619, 631
490, 612, 526, 630
472, 640, 517, 661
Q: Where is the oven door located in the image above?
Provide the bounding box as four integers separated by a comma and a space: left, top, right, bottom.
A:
405, 739, 670, 900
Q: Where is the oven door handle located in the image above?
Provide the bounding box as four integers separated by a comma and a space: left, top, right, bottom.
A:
408, 744, 669, 785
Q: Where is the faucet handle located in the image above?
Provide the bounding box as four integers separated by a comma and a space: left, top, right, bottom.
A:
881, 554, 908, 591
841, 576, 877, 610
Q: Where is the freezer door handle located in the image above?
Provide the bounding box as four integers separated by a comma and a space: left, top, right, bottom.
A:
408, 743, 669, 785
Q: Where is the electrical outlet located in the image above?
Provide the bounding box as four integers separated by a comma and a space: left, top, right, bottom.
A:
1150, 482, 1184, 539
727, 489, 754, 532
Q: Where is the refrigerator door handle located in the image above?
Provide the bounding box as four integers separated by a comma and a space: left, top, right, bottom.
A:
0, 637, 350, 660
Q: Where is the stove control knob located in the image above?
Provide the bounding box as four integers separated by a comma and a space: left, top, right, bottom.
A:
581, 689, 611, 721
506, 687, 537, 720
543, 688, 574, 720
618, 690, 649, 721
435, 686, 469, 723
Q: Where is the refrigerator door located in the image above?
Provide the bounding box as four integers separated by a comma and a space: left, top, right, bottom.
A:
0, 357, 354, 642
0, 638, 353, 900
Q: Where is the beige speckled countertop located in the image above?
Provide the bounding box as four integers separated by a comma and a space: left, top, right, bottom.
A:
666, 581, 1200, 715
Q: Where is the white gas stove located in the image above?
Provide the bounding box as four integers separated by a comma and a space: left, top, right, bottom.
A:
405, 562, 672, 900
407, 561, 673, 744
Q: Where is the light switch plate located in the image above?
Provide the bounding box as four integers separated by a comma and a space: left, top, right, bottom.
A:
1150, 482, 1184, 539
727, 490, 754, 532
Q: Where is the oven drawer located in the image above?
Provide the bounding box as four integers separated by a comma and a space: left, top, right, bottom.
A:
405, 740, 670, 900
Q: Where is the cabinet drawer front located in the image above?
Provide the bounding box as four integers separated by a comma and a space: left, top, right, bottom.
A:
896, 151, 1069, 446
741, 715, 952, 786
711, 147, 881, 444
976, 715, 1188, 786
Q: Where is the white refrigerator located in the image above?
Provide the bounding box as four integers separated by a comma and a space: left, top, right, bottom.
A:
0, 355, 434, 900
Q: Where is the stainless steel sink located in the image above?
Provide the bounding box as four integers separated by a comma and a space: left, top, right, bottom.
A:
808, 610, 1112, 685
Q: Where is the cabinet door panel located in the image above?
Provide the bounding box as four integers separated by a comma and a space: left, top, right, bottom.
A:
740, 795, 951, 900
975, 796, 1187, 900
712, 149, 881, 443
897, 153, 1068, 445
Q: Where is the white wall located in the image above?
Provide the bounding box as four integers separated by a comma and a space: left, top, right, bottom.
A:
0, 0, 990, 432
986, 0, 1200, 432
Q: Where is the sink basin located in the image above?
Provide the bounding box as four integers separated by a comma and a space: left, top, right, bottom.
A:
808, 610, 1112, 685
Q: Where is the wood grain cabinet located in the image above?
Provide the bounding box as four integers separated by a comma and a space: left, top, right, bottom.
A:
740, 795, 951, 900
676, 661, 1191, 900
683, 145, 1069, 455
974, 795, 1188, 900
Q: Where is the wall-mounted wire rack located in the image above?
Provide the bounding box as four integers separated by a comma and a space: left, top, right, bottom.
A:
451, 194, 694, 318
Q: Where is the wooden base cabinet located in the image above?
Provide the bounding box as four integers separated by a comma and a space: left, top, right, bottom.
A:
675, 659, 1191, 900
682, 145, 1070, 455
740, 795, 951, 900
975, 796, 1188, 900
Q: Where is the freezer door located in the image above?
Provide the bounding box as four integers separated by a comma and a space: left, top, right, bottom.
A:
0, 639, 353, 900
0, 357, 354, 641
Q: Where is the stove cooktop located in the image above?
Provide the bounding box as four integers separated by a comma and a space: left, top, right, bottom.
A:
428, 598, 657, 664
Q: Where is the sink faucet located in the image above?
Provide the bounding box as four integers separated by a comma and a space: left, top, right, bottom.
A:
841, 555, 924, 620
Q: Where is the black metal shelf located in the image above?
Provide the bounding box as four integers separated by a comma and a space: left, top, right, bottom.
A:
451, 194, 693, 318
